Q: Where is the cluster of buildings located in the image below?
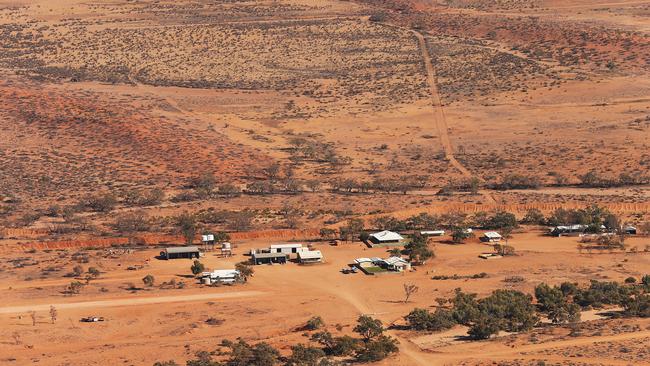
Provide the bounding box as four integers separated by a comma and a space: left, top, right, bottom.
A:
549, 225, 637, 237
250, 243, 323, 265
352, 256, 411, 274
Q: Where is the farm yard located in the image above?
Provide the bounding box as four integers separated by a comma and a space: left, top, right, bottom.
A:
0, 0, 649, 365
1, 228, 650, 365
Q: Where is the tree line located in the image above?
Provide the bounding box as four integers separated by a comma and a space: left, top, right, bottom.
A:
152, 315, 399, 366
404, 276, 650, 340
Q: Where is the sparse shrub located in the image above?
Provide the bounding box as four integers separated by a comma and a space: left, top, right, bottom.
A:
82, 192, 117, 212
111, 211, 150, 233
142, 274, 155, 287
66, 281, 84, 295
503, 276, 525, 283
304, 316, 325, 331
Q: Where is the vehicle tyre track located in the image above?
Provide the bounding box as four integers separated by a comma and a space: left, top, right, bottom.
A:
412, 30, 496, 204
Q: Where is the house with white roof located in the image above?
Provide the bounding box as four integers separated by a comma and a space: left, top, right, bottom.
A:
369, 230, 404, 245
480, 231, 502, 243
297, 250, 323, 264
381, 256, 411, 272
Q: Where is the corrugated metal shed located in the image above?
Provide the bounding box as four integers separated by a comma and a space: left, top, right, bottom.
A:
297, 250, 322, 260
253, 252, 288, 259
369, 230, 404, 242
165, 246, 200, 254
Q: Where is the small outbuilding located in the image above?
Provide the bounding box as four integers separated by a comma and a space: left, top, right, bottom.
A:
421, 230, 445, 236
297, 250, 323, 264
252, 252, 288, 265
269, 243, 304, 254
381, 256, 411, 272
161, 246, 200, 260
201, 269, 240, 285
480, 231, 502, 243
369, 230, 404, 245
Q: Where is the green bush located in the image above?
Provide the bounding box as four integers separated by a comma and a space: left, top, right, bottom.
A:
404, 308, 456, 331
355, 335, 399, 363
285, 344, 326, 366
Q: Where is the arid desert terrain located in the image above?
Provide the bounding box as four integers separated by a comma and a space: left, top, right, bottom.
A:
0, 0, 649, 365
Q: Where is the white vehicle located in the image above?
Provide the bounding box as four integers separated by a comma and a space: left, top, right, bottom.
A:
80, 316, 105, 322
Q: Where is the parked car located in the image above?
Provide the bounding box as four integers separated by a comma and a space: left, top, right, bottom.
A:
80, 316, 105, 322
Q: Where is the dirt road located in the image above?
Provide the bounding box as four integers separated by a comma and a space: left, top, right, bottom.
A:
0, 291, 264, 314
412, 30, 496, 205
412, 30, 471, 179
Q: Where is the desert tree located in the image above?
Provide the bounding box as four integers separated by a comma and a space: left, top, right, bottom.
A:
521, 208, 545, 225
49, 305, 57, 324
213, 231, 230, 243
29, 311, 36, 326
153, 361, 179, 366
285, 344, 326, 366
191, 260, 205, 276
87, 267, 100, 279
403, 283, 419, 303
177, 212, 198, 245
235, 262, 254, 282
304, 315, 325, 331
339, 218, 365, 242
191, 172, 216, 198
217, 183, 240, 197
353, 315, 384, 342
67, 281, 84, 295
404, 233, 434, 264
319, 228, 337, 241
72, 265, 84, 277
263, 162, 281, 181
11, 331, 21, 345
306, 180, 321, 193
451, 226, 473, 243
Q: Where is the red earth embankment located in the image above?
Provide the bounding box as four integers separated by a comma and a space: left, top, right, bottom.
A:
11, 229, 321, 251
0, 228, 49, 238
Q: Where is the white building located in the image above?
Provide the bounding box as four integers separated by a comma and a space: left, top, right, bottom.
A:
369, 230, 404, 245
297, 250, 323, 264
381, 256, 411, 272
480, 231, 502, 243
201, 269, 240, 285
269, 243, 304, 254
421, 230, 445, 236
